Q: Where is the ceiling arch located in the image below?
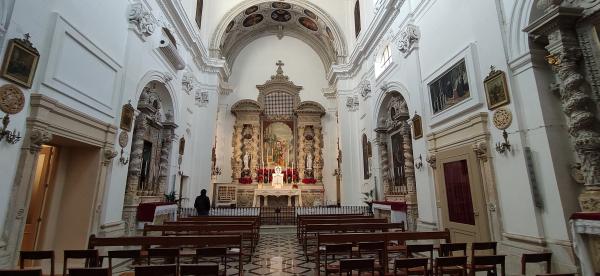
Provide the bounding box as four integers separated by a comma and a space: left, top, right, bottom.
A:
210, 0, 348, 72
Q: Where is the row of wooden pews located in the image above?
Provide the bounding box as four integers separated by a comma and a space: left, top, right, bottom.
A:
0, 214, 260, 276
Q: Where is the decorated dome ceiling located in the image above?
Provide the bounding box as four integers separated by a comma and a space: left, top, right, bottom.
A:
214, 1, 346, 71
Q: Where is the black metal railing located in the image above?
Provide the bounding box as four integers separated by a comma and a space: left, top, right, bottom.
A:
179, 206, 372, 225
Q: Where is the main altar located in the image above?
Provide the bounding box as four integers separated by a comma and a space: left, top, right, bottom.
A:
217, 61, 326, 207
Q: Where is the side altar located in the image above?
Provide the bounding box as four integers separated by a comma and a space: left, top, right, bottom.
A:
219, 61, 326, 207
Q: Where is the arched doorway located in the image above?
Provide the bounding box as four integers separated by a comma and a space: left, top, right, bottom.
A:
374, 91, 418, 231
122, 81, 178, 234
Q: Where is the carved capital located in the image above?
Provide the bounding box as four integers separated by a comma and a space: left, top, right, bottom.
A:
426, 153, 436, 169
345, 95, 359, 112
473, 141, 488, 161
397, 24, 420, 55
103, 148, 118, 166
128, 3, 156, 37
29, 129, 52, 153
360, 80, 372, 99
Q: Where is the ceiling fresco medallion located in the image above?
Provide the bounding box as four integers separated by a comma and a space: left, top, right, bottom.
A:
272, 2, 292, 9
492, 107, 512, 130
0, 84, 25, 115
299, 17, 318, 31
304, 9, 317, 20
272, 9, 291, 22
243, 14, 264, 27
245, 5, 259, 15
226, 20, 235, 33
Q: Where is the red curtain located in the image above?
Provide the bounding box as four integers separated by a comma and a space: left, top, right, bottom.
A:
443, 160, 475, 225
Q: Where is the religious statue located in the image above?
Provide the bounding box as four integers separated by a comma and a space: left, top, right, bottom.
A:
306, 152, 313, 170
272, 166, 284, 188
242, 151, 250, 171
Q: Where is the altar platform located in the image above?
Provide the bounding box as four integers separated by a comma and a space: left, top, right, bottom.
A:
252, 186, 302, 207
215, 183, 325, 207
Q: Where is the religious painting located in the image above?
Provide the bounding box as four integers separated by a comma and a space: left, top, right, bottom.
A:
263, 122, 294, 168
271, 9, 291, 22
272, 2, 292, 9
428, 59, 470, 114
412, 114, 423, 139
362, 134, 370, 179
245, 5, 259, 15
304, 9, 317, 20
120, 102, 135, 132
326, 26, 335, 41
390, 131, 404, 187
299, 17, 318, 32
243, 14, 264, 27
484, 68, 510, 110
225, 20, 235, 33
1, 37, 40, 88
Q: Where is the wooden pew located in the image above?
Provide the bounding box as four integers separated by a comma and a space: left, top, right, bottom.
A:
143, 224, 256, 254
298, 218, 388, 243
315, 233, 388, 276
177, 216, 261, 239
87, 234, 244, 276
303, 222, 405, 260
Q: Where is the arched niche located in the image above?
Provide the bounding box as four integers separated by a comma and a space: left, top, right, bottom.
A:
374, 90, 418, 230
122, 81, 178, 234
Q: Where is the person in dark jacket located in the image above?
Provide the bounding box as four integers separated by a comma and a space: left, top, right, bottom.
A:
194, 189, 211, 216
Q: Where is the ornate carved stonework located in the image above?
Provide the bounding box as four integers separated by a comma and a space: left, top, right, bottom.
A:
492, 107, 513, 130
322, 85, 337, 99
397, 24, 420, 55
426, 153, 437, 169
103, 148, 118, 166
29, 129, 51, 153
360, 81, 372, 99
182, 72, 197, 95
195, 91, 209, 107
0, 84, 24, 115
128, 2, 156, 37
346, 95, 359, 112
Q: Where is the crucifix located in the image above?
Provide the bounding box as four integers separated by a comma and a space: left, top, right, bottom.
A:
276, 60, 285, 75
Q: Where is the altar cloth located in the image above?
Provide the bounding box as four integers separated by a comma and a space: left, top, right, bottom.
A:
253, 188, 302, 207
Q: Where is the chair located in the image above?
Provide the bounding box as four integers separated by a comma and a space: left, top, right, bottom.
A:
0, 269, 42, 276
406, 244, 433, 274
108, 249, 141, 275
358, 242, 386, 275
62, 249, 99, 276
19, 251, 54, 276
324, 243, 353, 275
521, 252, 552, 275
438, 243, 467, 257
68, 267, 110, 276
393, 258, 429, 276
435, 256, 467, 276
339, 258, 375, 276
468, 255, 505, 276
468, 242, 497, 274
134, 265, 177, 276
180, 264, 220, 276
147, 248, 180, 266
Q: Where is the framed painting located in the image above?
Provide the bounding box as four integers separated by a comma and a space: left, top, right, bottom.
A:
484, 68, 510, 110
428, 59, 470, 114
412, 114, 423, 139
120, 102, 135, 132
0, 37, 40, 88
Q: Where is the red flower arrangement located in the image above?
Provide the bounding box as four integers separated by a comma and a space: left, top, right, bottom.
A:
302, 178, 317, 184
239, 177, 253, 184
292, 184, 298, 189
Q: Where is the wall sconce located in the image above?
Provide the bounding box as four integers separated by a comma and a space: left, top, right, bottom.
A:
495, 130, 511, 154
0, 114, 21, 144
119, 148, 129, 165
414, 154, 423, 170
212, 166, 222, 176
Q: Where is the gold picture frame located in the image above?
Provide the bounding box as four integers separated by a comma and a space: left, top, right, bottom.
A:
120, 102, 135, 132
0, 36, 40, 88
484, 67, 510, 110
412, 114, 423, 139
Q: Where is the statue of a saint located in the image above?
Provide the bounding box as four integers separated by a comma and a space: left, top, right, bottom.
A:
306, 152, 313, 170
243, 151, 250, 170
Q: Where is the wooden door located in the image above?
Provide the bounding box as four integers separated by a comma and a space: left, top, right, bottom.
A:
436, 146, 490, 243
22, 146, 57, 251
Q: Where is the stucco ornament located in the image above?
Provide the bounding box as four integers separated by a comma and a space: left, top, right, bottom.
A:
397, 24, 420, 54
128, 3, 156, 36
29, 129, 52, 153
360, 81, 372, 99
182, 72, 196, 95
346, 95, 359, 111
492, 107, 512, 130
118, 131, 129, 148
0, 84, 24, 114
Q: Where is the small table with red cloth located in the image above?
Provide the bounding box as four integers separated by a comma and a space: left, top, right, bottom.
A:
570, 212, 600, 275
136, 202, 178, 229
372, 201, 407, 224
